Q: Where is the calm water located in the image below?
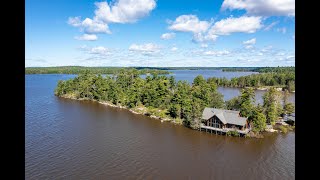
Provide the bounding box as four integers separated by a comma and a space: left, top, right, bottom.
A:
26, 73, 295, 179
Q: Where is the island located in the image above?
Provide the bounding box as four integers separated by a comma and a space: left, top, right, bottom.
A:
54, 68, 295, 138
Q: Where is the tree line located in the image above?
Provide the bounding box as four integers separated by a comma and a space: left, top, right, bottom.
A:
25, 66, 170, 75
55, 69, 294, 133
222, 66, 295, 73
226, 87, 294, 132
207, 71, 295, 92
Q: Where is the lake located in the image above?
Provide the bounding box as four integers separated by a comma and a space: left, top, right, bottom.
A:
144, 70, 295, 104
25, 72, 295, 179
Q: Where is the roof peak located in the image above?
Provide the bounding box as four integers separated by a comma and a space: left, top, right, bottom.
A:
206, 108, 240, 114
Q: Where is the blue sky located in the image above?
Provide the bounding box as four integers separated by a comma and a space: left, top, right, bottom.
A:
26, 0, 295, 67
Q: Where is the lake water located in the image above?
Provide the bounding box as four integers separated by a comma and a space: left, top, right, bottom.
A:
26, 72, 295, 179
144, 70, 295, 104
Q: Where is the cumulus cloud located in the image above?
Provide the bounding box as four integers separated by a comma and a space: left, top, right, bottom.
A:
203, 50, 230, 56
168, 15, 210, 33
129, 43, 161, 54
74, 34, 98, 41
68, 17, 111, 34
94, 0, 156, 23
264, 21, 279, 31
192, 32, 218, 43
208, 16, 262, 35
81, 18, 111, 34
161, 33, 175, 40
167, 15, 217, 44
167, 15, 262, 44
68, 0, 156, 40
243, 38, 256, 45
221, 0, 295, 16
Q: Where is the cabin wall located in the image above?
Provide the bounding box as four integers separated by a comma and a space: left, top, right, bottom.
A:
205, 116, 223, 128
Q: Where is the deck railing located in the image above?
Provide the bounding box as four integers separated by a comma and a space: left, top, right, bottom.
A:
200, 124, 250, 134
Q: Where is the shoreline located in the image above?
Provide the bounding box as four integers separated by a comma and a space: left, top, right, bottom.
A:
58, 95, 293, 138
59, 95, 179, 124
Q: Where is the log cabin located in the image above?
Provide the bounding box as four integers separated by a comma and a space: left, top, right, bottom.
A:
200, 108, 250, 134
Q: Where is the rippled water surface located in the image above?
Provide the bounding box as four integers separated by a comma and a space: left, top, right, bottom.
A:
26, 73, 294, 179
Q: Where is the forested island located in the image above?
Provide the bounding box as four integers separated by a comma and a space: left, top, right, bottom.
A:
54, 69, 294, 137
221, 66, 295, 73
25, 66, 170, 75
208, 71, 295, 92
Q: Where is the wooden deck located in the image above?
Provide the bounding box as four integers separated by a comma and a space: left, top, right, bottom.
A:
200, 124, 250, 134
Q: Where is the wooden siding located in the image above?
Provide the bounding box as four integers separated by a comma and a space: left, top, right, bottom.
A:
204, 116, 225, 129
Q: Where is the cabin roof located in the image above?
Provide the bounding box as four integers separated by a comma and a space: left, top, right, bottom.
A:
202, 108, 247, 126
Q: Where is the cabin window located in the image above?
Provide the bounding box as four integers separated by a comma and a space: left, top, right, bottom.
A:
211, 116, 221, 128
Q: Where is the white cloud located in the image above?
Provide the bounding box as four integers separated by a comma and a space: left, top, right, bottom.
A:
129, 43, 161, 53
208, 16, 262, 35
68, 0, 156, 40
68, 17, 111, 34
68, 16, 82, 27
245, 45, 254, 49
221, 0, 295, 16
168, 15, 210, 33
79, 45, 112, 56
74, 34, 98, 41
90, 46, 111, 55
94, 0, 156, 23
161, 33, 175, 40
171, 47, 178, 51
167, 15, 261, 44
243, 38, 256, 45
264, 21, 279, 31
277, 27, 287, 34
192, 32, 218, 43
81, 18, 111, 34
203, 50, 230, 56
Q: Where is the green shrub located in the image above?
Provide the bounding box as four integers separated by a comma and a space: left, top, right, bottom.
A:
226, 130, 240, 137
279, 126, 288, 133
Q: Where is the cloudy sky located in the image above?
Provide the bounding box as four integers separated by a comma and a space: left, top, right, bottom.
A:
26, 0, 295, 67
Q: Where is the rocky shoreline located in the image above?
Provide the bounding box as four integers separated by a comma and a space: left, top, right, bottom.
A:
59, 95, 180, 124
58, 94, 293, 138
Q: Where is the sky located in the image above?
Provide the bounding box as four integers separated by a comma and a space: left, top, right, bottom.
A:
25, 0, 295, 67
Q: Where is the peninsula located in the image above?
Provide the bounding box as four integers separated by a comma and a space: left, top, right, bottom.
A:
54, 68, 295, 138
